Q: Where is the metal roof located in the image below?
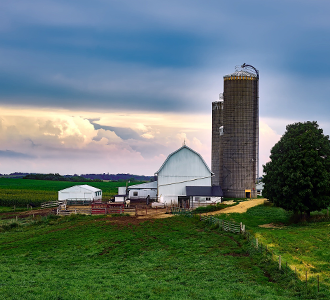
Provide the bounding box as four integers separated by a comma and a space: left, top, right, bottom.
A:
128, 181, 157, 190
59, 185, 101, 192
155, 145, 213, 175
223, 70, 257, 78
186, 186, 223, 197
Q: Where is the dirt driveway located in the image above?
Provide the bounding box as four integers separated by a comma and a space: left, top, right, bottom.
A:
203, 198, 267, 216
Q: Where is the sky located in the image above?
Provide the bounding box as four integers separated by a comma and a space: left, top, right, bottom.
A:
1, 0, 330, 176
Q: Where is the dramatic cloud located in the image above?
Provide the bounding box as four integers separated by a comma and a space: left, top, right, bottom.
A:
1, 1, 330, 174
0, 107, 212, 174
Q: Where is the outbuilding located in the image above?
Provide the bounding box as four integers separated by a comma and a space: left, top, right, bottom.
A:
58, 185, 102, 202
186, 186, 223, 209
114, 186, 128, 202
127, 181, 157, 200
256, 182, 264, 196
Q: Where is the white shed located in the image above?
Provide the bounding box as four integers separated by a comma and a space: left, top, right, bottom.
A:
155, 145, 214, 206
256, 182, 264, 196
58, 185, 102, 201
128, 181, 157, 200
114, 186, 127, 203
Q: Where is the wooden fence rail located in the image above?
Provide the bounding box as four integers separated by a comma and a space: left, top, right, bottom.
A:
41, 201, 64, 208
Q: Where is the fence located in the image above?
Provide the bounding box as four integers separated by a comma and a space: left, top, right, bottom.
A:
91, 203, 125, 215
41, 201, 64, 208
65, 199, 93, 206
178, 212, 326, 296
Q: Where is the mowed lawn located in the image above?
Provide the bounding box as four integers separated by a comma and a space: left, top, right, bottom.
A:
217, 204, 330, 288
0, 215, 305, 300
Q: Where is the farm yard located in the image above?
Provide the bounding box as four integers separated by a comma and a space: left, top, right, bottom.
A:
1, 178, 330, 299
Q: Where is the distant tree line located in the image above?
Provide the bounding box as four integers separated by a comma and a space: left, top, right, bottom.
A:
80, 173, 156, 182
20, 173, 157, 182
23, 173, 102, 182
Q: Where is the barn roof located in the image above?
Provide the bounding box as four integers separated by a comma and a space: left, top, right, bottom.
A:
155, 145, 213, 175
59, 185, 101, 193
186, 186, 223, 197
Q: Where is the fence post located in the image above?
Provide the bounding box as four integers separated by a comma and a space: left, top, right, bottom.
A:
146, 206, 147, 215
279, 255, 281, 270
16, 216, 18, 221
135, 206, 137, 217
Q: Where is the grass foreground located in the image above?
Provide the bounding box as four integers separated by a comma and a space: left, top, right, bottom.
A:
217, 203, 330, 293
0, 213, 320, 300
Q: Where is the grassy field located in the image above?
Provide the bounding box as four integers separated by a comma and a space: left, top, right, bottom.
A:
0, 213, 319, 299
216, 204, 330, 288
0, 178, 142, 207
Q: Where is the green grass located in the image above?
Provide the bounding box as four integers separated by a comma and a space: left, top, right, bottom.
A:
215, 203, 330, 289
193, 202, 237, 213
0, 214, 315, 299
0, 178, 142, 207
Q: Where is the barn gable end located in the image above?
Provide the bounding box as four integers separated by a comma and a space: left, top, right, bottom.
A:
155, 145, 214, 205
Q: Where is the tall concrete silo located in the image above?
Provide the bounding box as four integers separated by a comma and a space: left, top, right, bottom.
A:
211, 64, 259, 198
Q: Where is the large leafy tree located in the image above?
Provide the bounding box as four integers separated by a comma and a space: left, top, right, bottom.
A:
263, 121, 330, 215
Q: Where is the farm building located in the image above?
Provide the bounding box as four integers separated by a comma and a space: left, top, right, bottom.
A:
127, 181, 157, 200
114, 186, 128, 202
155, 145, 222, 207
113, 182, 157, 202
256, 182, 264, 196
186, 186, 223, 209
58, 185, 102, 202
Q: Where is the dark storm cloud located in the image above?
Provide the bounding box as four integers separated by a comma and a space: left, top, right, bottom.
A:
1, 0, 330, 119
0, 150, 35, 159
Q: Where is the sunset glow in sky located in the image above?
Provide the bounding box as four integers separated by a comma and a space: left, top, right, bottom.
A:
1, 1, 330, 175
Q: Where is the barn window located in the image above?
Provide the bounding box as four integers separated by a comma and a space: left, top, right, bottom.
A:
206, 197, 211, 201
133, 192, 138, 196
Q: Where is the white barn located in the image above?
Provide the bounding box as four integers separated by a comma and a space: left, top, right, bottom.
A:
155, 145, 220, 207
58, 185, 102, 201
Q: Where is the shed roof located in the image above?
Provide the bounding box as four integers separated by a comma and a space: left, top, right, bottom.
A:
186, 186, 223, 197
155, 145, 213, 175
128, 181, 157, 190
59, 185, 101, 193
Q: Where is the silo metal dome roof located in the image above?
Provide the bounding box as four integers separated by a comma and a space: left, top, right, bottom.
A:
223, 70, 257, 78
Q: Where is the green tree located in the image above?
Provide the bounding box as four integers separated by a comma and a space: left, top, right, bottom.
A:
263, 121, 330, 216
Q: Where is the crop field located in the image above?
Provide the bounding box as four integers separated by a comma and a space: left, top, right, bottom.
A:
217, 204, 330, 289
0, 178, 141, 207
0, 213, 318, 300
